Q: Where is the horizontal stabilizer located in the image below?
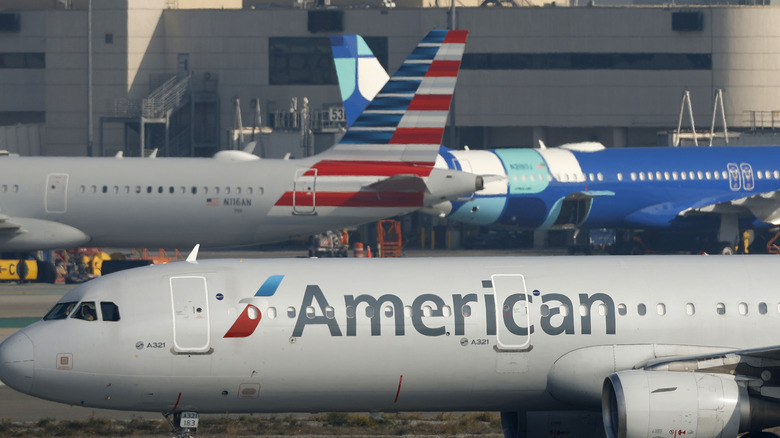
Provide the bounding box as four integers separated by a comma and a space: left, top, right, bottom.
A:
367, 174, 427, 193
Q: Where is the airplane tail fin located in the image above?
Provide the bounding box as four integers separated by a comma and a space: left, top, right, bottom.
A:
324, 29, 467, 165
330, 35, 389, 128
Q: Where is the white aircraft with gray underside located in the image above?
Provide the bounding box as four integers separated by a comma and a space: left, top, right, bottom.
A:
3, 254, 780, 438
0, 29, 479, 250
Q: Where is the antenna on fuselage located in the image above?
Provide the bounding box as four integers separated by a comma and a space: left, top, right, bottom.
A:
186, 244, 200, 263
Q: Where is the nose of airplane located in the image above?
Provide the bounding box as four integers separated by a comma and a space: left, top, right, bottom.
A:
0, 331, 34, 394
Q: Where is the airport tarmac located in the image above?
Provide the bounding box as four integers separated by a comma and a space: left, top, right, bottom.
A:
0, 247, 563, 423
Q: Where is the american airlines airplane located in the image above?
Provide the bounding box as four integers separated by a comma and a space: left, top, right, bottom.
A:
0, 30, 480, 251
2, 254, 780, 438
333, 35, 780, 254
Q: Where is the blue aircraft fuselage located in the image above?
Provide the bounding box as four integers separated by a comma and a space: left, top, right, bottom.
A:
438, 144, 780, 232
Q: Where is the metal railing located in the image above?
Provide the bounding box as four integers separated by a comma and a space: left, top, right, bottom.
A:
745, 110, 780, 131
142, 73, 191, 119
270, 109, 346, 132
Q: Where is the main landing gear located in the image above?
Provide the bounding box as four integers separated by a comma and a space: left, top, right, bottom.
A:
163, 411, 199, 438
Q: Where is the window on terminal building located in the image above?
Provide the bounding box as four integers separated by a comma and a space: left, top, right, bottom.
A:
269, 37, 388, 86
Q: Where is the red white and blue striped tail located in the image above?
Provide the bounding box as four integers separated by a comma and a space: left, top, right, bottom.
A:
323, 29, 468, 165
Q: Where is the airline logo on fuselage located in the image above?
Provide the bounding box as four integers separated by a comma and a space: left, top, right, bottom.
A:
226, 279, 617, 339
291, 285, 616, 338
224, 275, 285, 338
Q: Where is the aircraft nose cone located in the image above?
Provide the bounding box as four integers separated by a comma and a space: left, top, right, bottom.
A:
0, 331, 34, 393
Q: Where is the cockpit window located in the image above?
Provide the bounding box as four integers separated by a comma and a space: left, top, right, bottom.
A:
43, 301, 78, 321
100, 302, 120, 322
72, 301, 97, 321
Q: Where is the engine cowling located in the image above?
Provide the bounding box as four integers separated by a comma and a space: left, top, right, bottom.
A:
602, 370, 748, 438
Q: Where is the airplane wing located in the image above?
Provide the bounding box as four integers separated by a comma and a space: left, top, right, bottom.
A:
0, 216, 90, 250
0, 213, 22, 231
623, 191, 768, 228
640, 344, 780, 400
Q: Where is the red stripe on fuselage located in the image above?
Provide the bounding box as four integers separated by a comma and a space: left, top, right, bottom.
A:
302, 160, 435, 177
388, 127, 445, 145
274, 191, 424, 208
426, 60, 461, 77
408, 94, 452, 111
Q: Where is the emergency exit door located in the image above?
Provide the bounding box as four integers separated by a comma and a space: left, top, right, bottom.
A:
45, 173, 68, 213
170, 276, 211, 353
492, 274, 532, 351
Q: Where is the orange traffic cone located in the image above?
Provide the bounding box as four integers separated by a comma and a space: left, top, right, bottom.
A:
366, 245, 372, 258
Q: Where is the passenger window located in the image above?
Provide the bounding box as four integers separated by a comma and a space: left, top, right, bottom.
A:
346, 306, 355, 318
442, 305, 452, 317
79, 185, 85, 193
759, 302, 768, 315
43, 301, 78, 320
617, 173, 623, 181
72, 301, 97, 321
462, 304, 472, 317
157, 186, 163, 194
637, 303, 646, 316
247, 187, 254, 195
191, 186, 197, 194
169, 186, 174, 194
236, 187, 242, 194
384, 306, 393, 317
147, 186, 152, 194
225, 187, 231, 194
716, 303, 726, 315
739, 302, 748, 316
100, 302, 120, 321
540, 304, 550, 317
617, 303, 627, 316
325, 306, 335, 319
266, 307, 277, 319
365, 306, 375, 318
135, 186, 141, 194
305, 306, 315, 319
287, 306, 296, 318
686, 303, 695, 315
113, 186, 119, 194
656, 303, 665, 316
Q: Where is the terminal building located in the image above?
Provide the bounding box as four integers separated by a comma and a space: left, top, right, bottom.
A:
2, 0, 780, 158
2, 0, 780, 250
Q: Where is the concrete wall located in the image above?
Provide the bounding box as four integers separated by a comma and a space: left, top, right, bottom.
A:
8, 5, 780, 155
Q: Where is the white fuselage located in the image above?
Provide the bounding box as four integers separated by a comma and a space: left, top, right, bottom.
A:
0, 155, 472, 250
0, 256, 774, 415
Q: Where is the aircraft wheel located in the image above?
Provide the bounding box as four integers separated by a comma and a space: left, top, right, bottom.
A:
717, 242, 735, 255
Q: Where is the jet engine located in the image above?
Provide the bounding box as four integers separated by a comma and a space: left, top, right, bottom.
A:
602, 370, 780, 438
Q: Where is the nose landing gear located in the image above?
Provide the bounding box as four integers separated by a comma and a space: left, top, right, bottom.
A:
163, 411, 199, 438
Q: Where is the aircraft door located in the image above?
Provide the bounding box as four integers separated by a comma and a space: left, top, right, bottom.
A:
170, 276, 211, 354
292, 168, 317, 215
45, 173, 68, 213
492, 274, 532, 351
